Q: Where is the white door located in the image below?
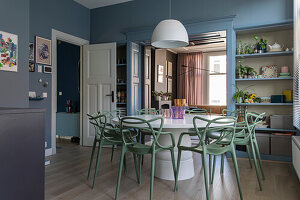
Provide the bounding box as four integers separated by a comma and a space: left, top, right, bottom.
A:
82, 43, 116, 146
143, 46, 151, 109
130, 42, 140, 115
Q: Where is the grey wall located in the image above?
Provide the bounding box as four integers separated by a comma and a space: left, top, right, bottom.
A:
29, 0, 90, 148
0, 0, 30, 108
90, 0, 293, 43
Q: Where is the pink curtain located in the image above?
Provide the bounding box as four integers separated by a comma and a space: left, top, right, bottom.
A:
177, 52, 203, 105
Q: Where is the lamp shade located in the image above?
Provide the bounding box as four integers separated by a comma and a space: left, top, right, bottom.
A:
151, 19, 189, 48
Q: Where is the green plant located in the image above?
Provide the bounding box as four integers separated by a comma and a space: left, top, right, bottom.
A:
254, 35, 267, 49
244, 66, 257, 78
236, 64, 246, 78
233, 86, 253, 103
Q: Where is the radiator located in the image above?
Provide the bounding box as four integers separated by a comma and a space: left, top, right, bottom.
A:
292, 136, 300, 180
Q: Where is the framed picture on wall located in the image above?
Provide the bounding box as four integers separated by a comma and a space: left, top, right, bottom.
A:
29, 43, 34, 61
29, 62, 35, 72
157, 65, 164, 83
35, 36, 51, 65
0, 30, 18, 72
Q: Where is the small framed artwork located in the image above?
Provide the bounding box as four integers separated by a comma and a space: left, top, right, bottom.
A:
0, 30, 18, 72
157, 65, 164, 83
35, 36, 51, 65
29, 43, 34, 61
29, 62, 35, 72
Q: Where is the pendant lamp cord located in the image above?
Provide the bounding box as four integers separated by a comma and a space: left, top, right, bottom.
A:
169, 0, 171, 19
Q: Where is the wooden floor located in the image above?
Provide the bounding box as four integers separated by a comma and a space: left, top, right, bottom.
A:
46, 140, 300, 200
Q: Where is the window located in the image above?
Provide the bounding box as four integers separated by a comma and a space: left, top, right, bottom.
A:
208, 55, 226, 105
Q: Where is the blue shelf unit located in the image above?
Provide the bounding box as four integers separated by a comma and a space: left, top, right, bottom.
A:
234, 22, 295, 162
236, 51, 293, 58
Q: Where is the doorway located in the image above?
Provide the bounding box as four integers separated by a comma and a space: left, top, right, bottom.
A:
56, 40, 81, 145
51, 29, 89, 155
143, 30, 227, 109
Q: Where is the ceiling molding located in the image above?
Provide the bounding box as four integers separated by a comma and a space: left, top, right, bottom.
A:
74, 0, 133, 9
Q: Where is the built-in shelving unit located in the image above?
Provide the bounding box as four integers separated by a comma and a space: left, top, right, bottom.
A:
116, 44, 127, 117
234, 23, 295, 161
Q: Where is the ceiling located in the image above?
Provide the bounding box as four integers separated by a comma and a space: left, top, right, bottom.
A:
74, 0, 133, 9
168, 31, 226, 53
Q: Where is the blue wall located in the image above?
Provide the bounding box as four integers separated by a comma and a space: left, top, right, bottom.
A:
0, 0, 30, 108
57, 41, 80, 113
29, 0, 90, 148
90, 0, 293, 43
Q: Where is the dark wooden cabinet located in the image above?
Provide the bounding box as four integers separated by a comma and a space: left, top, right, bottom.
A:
0, 108, 45, 200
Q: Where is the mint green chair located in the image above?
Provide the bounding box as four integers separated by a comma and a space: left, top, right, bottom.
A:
115, 116, 176, 200
175, 116, 243, 200
87, 112, 125, 189
136, 108, 158, 115
187, 108, 211, 115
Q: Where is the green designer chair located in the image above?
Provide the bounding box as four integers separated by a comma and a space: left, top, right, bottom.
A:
114, 116, 176, 200
87, 112, 125, 189
208, 110, 265, 191
175, 116, 243, 200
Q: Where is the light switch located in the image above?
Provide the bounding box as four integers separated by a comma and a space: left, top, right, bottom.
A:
42, 92, 47, 98
59, 92, 63, 96
38, 65, 43, 73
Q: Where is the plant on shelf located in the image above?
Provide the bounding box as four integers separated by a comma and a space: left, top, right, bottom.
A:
236, 64, 246, 79
254, 35, 267, 53
245, 66, 258, 78
233, 87, 247, 103
152, 91, 163, 101
244, 43, 255, 54
244, 93, 261, 103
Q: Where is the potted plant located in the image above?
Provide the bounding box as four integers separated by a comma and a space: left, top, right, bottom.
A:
254, 35, 267, 53
236, 64, 246, 79
233, 87, 246, 103
152, 91, 161, 101
244, 66, 257, 78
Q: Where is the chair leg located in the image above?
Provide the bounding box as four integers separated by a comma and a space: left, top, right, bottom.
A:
174, 149, 182, 192
138, 154, 142, 184
92, 141, 103, 189
150, 150, 156, 200
210, 155, 216, 184
133, 153, 140, 184
253, 140, 265, 180
87, 138, 97, 180
250, 141, 263, 191
170, 149, 177, 185
123, 154, 127, 173
220, 154, 225, 174
141, 133, 145, 165
202, 152, 209, 200
111, 145, 115, 162
231, 149, 243, 200
209, 154, 212, 183
115, 145, 126, 200
246, 145, 252, 169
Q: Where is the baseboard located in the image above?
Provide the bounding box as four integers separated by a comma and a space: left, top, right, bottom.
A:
45, 148, 53, 157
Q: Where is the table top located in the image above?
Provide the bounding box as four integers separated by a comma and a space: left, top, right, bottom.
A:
112, 114, 232, 129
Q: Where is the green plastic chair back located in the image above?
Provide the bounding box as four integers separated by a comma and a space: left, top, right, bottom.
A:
187, 108, 210, 115
136, 108, 158, 115
193, 116, 237, 148
119, 116, 175, 150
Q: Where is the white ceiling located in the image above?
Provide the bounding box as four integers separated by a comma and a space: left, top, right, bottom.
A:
74, 0, 133, 9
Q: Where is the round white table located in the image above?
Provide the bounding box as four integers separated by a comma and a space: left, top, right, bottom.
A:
112, 114, 227, 181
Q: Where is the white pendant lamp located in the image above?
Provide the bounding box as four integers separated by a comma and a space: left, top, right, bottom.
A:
151, 0, 189, 48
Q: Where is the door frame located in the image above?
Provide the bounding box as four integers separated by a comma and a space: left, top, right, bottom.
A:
51, 29, 89, 155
